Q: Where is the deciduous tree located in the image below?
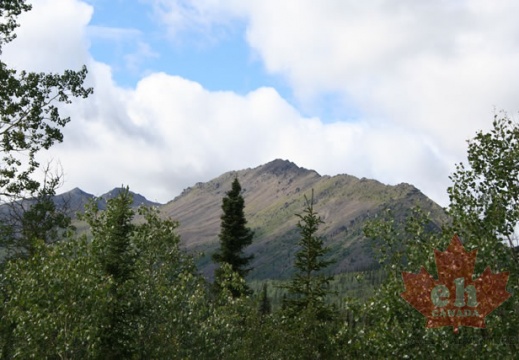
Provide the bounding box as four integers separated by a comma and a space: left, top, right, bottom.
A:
0, 188, 213, 358
350, 114, 519, 358
447, 112, 519, 354
0, 0, 92, 257
0, 0, 92, 199
448, 112, 519, 264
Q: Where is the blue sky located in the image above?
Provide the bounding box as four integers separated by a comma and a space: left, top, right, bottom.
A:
87, 1, 287, 100
85, 0, 355, 122
4, 0, 519, 205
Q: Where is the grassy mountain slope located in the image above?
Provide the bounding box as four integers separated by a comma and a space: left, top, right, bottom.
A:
161, 159, 448, 280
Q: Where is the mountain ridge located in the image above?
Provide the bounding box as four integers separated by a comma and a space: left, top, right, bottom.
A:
160, 159, 447, 279
2, 159, 446, 280
0, 187, 162, 220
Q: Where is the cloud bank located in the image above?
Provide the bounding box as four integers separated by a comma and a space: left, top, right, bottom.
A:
4, 0, 519, 205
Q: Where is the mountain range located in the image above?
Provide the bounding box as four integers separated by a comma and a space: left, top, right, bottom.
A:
52, 186, 161, 215
13, 159, 448, 280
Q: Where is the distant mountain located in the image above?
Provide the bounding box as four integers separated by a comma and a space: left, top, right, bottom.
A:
161, 159, 448, 280
1, 187, 161, 219
96, 187, 162, 210
53, 187, 96, 215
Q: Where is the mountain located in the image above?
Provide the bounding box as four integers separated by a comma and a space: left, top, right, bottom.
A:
0, 187, 161, 219
53, 187, 96, 215
96, 187, 162, 209
161, 159, 448, 280
0, 159, 446, 280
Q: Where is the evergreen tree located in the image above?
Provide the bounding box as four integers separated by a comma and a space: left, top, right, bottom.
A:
259, 283, 272, 315
213, 177, 254, 297
284, 190, 334, 318
81, 187, 140, 359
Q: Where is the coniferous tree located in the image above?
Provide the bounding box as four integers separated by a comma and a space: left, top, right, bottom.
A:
81, 187, 140, 359
284, 190, 334, 319
259, 283, 272, 315
213, 177, 254, 297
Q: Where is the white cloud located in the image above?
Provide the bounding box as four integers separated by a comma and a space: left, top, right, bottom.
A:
5, 0, 519, 207
2, 0, 92, 72
49, 66, 450, 204
144, 0, 519, 203
233, 0, 519, 140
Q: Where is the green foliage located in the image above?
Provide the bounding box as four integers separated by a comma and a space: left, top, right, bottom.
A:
82, 188, 136, 283
0, 236, 108, 359
448, 113, 519, 259
348, 114, 519, 358
0, 189, 211, 358
355, 209, 453, 357
19, 184, 72, 248
355, 206, 519, 358
213, 177, 254, 296
447, 112, 519, 354
0, 1, 32, 45
79, 187, 139, 359
0, 0, 91, 262
284, 191, 335, 319
0, 0, 92, 199
130, 205, 209, 359
0, 175, 74, 260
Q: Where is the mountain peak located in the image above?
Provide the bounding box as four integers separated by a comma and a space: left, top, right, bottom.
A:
258, 159, 312, 176
100, 187, 126, 199
100, 187, 161, 207
66, 187, 91, 195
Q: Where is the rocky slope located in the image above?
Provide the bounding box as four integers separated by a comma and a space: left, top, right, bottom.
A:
160, 159, 447, 280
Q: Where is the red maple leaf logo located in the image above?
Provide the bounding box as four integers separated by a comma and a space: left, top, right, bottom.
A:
401, 235, 511, 333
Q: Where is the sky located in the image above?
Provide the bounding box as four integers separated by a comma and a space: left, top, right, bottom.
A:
3, 0, 519, 206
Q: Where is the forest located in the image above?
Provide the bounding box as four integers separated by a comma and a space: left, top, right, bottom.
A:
0, 1, 518, 359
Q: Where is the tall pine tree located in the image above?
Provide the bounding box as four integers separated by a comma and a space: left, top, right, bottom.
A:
81, 187, 140, 359
259, 283, 272, 315
213, 177, 254, 297
284, 190, 334, 319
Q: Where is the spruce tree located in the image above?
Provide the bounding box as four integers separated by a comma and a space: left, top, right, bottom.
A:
213, 177, 254, 296
284, 190, 334, 319
259, 283, 272, 315
82, 187, 140, 359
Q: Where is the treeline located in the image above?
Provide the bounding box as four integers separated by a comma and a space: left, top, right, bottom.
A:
249, 269, 385, 312
1, 144, 519, 358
